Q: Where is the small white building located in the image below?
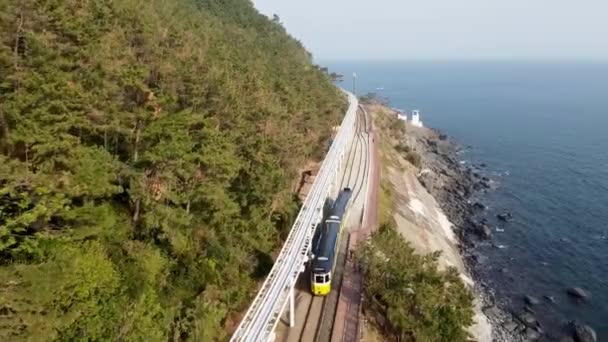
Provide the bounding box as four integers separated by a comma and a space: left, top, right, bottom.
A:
395, 109, 423, 127
411, 109, 423, 127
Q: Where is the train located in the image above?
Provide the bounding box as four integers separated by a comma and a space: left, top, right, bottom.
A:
310, 188, 352, 296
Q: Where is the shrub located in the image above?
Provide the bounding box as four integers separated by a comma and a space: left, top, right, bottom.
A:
405, 151, 422, 168
359, 224, 474, 342
394, 142, 412, 154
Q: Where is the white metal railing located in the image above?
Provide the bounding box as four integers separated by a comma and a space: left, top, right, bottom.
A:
230, 90, 358, 342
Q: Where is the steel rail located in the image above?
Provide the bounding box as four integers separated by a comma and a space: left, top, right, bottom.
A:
230, 90, 358, 342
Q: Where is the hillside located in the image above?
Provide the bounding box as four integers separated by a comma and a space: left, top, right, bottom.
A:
0, 0, 345, 340
358, 103, 491, 341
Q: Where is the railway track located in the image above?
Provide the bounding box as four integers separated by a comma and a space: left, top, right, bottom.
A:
339, 108, 362, 189
276, 106, 370, 342
351, 107, 369, 203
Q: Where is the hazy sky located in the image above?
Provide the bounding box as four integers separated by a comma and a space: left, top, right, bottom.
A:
252, 0, 608, 61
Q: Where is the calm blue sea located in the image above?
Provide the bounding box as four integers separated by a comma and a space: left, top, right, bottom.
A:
325, 61, 608, 338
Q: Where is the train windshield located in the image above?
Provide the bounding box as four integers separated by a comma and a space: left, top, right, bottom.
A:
313, 273, 330, 283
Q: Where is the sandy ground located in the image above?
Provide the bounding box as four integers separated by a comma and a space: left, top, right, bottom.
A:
371, 105, 493, 342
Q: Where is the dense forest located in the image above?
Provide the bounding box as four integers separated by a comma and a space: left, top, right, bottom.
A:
0, 0, 345, 340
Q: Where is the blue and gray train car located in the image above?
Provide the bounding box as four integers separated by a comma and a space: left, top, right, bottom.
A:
310, 188, 352, 295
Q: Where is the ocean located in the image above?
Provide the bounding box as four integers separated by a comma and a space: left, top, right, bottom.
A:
324, 60, 608, 339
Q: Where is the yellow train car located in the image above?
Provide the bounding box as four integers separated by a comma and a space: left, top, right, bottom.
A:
310, 188, 352, 295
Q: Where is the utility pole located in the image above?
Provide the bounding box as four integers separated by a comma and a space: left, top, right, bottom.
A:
352, 72, 357, 95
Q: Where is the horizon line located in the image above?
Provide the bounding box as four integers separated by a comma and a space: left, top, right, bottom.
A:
317, 57, 608, 63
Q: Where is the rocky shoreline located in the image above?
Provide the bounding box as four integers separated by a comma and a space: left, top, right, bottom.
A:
409, 126, 597, 342
402, 126, 521, 341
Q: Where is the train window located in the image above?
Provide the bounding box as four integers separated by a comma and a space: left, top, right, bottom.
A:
315, 275, 324, 283
325, 275, 330, 282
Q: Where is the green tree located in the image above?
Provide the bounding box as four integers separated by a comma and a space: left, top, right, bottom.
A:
360, 224, 474, 342
0, 0, 345, 340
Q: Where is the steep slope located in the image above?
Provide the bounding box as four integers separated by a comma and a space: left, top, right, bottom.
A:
365, 103, 494, 341
0, 0, 345, 340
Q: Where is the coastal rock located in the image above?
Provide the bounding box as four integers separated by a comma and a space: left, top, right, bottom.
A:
480, 180, 491, 189
566, 287, 591, 300
543, 295, 556, 303
417, 170, 436, 194
525, 327, 541, 340
468, 219, 492, 239
497, 212, 513, 222
482, 305, 501, 317
503, 321, 519, 332
472, 202, 486, 211
524, 306, 535, 314
479, 224, 492, 239
524, 295, 540, 306
567, 322, 597, 342
518, 312, 537, 327
560, 337, 575, 342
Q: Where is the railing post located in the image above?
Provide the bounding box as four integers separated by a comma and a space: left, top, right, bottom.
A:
289, 286, 295, 328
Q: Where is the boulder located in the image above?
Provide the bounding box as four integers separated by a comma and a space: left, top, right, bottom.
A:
482, 305, 501, 317
479, 224, 492, 239
525, 327, 541, 340
574, 324, 597, 342
518, 312, 537, 327
417, 171, 436, 193
468, 220, 493, 239
567, 287, 591, 300
568, 322, 597, 342
543, 295, 556, 303
503, 321, 519, 332
524, 295, 540, 306
497, 212, 513, 222
472, 202, 486, 211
